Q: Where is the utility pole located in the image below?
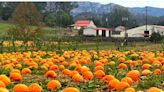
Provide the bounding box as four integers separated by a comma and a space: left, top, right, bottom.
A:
146, 6, 148, 31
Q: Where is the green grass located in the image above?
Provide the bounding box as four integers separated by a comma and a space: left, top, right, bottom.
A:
0, 22, 67, 39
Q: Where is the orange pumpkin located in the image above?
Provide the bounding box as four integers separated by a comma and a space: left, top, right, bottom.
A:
118, 57, 125, 62
118, 63, 128, 69
154, 69, 162, 75
116, 81, 130, 91
59, 65, 65, 71
146, 87, 163, 92
29, 83, 42, 92
124, 87, 135, 92
45, 70, 57, 79
50, 65, 58, 71
0, 80, 6, 87
94, 70, 105, 78
62, 69, 72, 77
62, 87, 80, 92
142, 69, 152, 75
94, 66, 104, 72
82, 71, 93, 80
121, 77, 133, 85
108, 78, 120, 89
47, 80, 61, 91
142, 64, 151, 70
0, 87, 9, 92
9, 73, 22, 81
0, 75, 11, 86
21, 68, 31, 75
101, 75, 114, 83
13, 84, 29, 92
126, 70, 140, 82
72, 73, 84, 82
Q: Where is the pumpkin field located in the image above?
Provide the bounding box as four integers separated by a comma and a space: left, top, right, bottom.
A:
0, 50, 164, 92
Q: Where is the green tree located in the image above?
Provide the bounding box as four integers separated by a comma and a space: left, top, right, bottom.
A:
7, 2, 43, 43
102, 7, 138, 28
45, 10, 73, 27
150, 32, 162, 43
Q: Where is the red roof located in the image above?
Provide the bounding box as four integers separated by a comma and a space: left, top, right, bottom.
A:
75, 20, 91, 27
95, 27, 112, 31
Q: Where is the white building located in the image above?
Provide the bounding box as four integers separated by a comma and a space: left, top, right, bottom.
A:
112, 25, 164, 38
83, 27, 112, 37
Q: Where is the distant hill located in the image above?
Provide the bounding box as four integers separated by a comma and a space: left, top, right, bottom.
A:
70, 2, 164, 17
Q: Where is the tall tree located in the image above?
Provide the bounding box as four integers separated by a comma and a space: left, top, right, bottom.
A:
10, 2, 43, 26
8, 2, 43, 42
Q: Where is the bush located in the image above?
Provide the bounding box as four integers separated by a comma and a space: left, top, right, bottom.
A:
150, 32, 162, 43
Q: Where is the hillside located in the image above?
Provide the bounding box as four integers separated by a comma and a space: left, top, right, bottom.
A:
69, 2, 164, 16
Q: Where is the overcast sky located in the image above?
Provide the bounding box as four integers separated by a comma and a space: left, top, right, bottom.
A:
3, 0, 164, 8
47, 0, 164, 8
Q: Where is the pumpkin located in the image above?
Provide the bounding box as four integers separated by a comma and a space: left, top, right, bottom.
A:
13, 84, 29, 92
29, 83, 42, 92
116, 81, 130, 91
0, 75, 11, 86
62, 69, 72, 77
59, 65, 65, 70
101, 75, 114, 83
9, 72, 22, 81
10, 69, 21, 74
108, 61, 115, 66
0, 80, 5, 87
0, 87, 9, 92
142, 64, 151, 70
118, 63, 128, 69
47, 80, 61, 91
62, 87, 80, 92
118, 57, 125, 62
94, 70, 105, 78
72, 73, 84, 82
108, 78, 120, 89
146, 87, 163, 92
21, 68, 31, 75
82, 71, 93, 80
154, 69, 162, 75
121, 77, 133, 85
94, 66, 104, 72
124, 87, 135, 92
142, 69, 152, 75
126, 70, 140, 82
45, 70, 57, 78
50, 65, 58, 71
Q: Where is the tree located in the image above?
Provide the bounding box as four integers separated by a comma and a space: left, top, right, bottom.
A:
102, 7, 138, 28
45, 10, 73, 27
7, 2, 43, 43
0, 2, 18, 20
10, 2, 43, 26
150, 32, 162, 43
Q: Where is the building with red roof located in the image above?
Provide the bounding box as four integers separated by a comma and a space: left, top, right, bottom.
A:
74, 20, 97, 30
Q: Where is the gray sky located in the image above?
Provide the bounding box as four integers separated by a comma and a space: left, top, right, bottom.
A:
51, 0, 164, 8
4, 0, 164, 8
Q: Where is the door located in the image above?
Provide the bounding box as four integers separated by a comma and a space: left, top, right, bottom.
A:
102, 30, 106, 37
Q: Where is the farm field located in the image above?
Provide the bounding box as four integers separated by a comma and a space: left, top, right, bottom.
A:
0, 50, 164, 92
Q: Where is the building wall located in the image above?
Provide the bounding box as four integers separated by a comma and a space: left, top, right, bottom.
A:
119, 25, 164, 37
98, 30, 102, 36
83, 28, 96, 36
106, 31, 109, 37
89, 21, 97, 28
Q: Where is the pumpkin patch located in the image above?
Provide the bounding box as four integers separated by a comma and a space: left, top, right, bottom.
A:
0, 50, 164, 91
